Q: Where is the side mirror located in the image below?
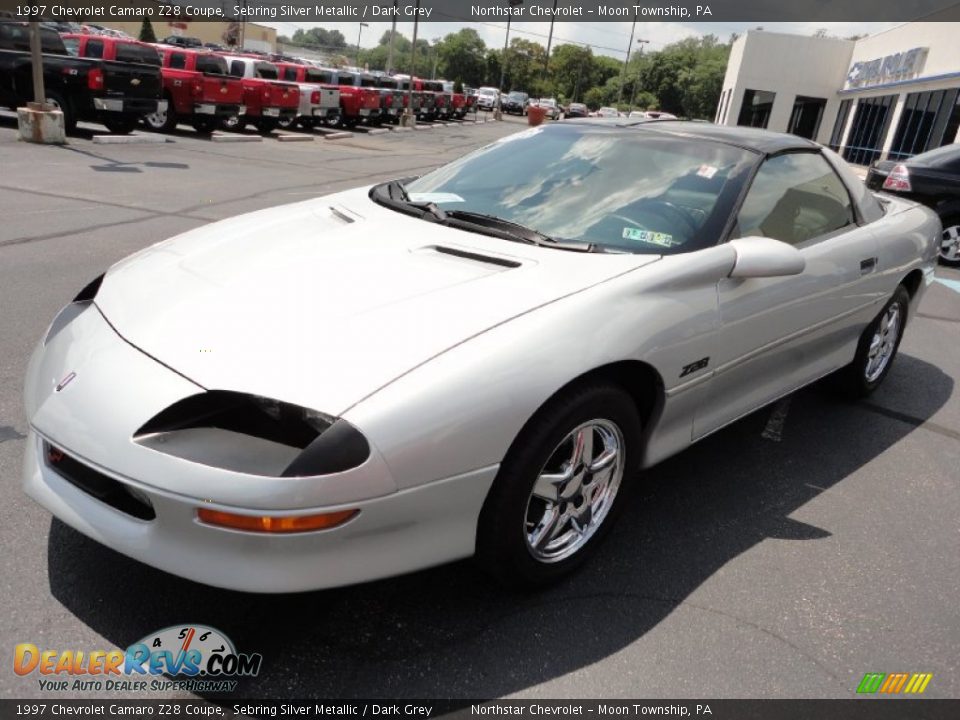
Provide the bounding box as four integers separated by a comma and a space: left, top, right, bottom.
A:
728, 236, 805, 278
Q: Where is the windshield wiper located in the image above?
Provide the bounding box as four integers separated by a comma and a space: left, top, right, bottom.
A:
442, 210, 601, 253
376, 182, 601, 252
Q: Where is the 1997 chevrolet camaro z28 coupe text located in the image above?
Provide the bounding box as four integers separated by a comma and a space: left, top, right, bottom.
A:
23, 121, 940, 591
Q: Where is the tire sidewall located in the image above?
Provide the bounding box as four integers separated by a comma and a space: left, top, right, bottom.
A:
477, 384, 641, 586
851, 285, 910, 395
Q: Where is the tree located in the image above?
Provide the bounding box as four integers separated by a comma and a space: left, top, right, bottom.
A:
291, 27, 348, 51
138, 18, 156, 43
222, 21, 240, 48
436, 29, 486, 87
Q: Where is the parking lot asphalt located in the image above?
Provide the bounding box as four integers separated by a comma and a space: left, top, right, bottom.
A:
0, 112, 958, 702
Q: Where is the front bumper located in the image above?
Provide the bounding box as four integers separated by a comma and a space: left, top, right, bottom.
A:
23, 429, 496, 592
22, 304, 497, 592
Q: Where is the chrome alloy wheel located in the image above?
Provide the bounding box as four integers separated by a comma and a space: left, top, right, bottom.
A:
524, 419, 625, 563
865, 302, 901, 383
144, 106, 168, 129
941, 224, 960, 263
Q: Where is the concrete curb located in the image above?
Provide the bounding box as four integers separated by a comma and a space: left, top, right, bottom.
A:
276, 133, 314, 142
413, 125, 434, 131
391, 126, 414, 132
364, 128, 390, 135
211, 132, 263, 143
323, 132, 354, 140
92, 133, 172, 145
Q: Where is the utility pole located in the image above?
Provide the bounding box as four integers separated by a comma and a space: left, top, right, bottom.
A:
542, 0, 558, 80
29, 21, 45, 109
627, 39, 649, 112
617, 15, 637, 106
495, 0, 524, 120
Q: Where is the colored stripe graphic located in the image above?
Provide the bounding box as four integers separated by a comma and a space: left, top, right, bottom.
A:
858, 672, 932, 694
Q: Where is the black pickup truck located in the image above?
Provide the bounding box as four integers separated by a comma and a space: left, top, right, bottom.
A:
0, 21, 162, 134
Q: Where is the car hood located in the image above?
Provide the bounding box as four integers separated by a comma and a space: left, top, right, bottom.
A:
94, 188, 659, 415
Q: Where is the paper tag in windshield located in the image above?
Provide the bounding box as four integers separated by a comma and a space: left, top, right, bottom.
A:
406, 192, 465, 204
697, 164, 718, 179
622, 228, 675, 247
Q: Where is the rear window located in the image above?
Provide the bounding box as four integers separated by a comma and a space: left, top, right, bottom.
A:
85, 39, 104, 59
360, 76, 377, 87
195, 54, 226, 75
168, 52, 186, 70
61, 37, 79, 56
282, 66, 298, 82
0, 24, 66, 53
229, 60, 245, 78
254, 62, 278, 80
307, 69, 334, 84
115, 42, 160, 65
375, 77, 398, 89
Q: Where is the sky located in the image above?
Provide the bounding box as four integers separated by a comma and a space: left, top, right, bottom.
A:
262, 20, 903, 58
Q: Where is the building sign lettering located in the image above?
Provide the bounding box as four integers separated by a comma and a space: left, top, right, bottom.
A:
846, 47, 928, 88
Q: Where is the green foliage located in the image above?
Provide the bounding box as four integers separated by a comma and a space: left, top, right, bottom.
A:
138, 18, 156, 43
277, 25, 729, 118
291, 27, 348, 51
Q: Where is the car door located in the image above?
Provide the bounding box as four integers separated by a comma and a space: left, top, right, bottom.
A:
694, 150, 880, 438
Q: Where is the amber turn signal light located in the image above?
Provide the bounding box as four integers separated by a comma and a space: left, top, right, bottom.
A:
197, 507, 358, 533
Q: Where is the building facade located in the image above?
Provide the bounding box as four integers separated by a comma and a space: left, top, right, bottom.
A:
717, 20, 960, 165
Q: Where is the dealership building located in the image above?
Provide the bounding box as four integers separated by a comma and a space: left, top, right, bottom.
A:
716, 18, 960, 165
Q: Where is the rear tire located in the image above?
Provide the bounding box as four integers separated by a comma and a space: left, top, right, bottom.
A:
144, 94, 177, 132
476, 383, 641, 588
256, 118, 278, 134
102, 115, 137, 135
44, 90, 76, 133
938, 214, 960, 267
834, 285, 909, 398
191, 117, 217, 134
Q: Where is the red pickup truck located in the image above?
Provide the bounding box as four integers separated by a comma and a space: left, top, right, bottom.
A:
328, 69, 382, 127
219, 54, 299, 133
440, 80, 467, 119
141, 46, 244, 133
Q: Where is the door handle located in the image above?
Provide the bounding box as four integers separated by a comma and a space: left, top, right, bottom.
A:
860, 257, 878, 275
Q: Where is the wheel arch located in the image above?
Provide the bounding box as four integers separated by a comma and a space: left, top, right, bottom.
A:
502, 359, 666, 470
901, 268, 924, 300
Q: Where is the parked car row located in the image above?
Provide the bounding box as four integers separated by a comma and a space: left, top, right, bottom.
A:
0, 22, 478, 137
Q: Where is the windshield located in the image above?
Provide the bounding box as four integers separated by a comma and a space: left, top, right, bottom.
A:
477, 89, 497, 97
400, 125, 756, 254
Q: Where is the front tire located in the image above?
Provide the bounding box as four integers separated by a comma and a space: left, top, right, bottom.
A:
836, 285, 909, 398
476, 384, 641, 588
45, 90, 76, 133
938, 214, 960, 266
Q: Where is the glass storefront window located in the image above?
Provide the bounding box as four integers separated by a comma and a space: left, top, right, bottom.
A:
737, 89, 776, 129
842, 94, 897, 166
888, 88, 960, 160
788, 96, 827, 140
828, 99, 853, 152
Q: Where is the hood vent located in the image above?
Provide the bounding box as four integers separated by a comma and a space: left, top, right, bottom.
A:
430, 245, 522, 268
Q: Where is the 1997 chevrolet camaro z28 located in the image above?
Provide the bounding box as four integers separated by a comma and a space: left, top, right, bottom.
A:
23, 121, 939, 591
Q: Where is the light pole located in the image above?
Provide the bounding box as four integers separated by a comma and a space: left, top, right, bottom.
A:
494, 0, 524, 120
400, 0, 420, 128
617, 16, 637, 107
386, 0, 398, 73
627, 39, 649, 112
355, 21, 369, 68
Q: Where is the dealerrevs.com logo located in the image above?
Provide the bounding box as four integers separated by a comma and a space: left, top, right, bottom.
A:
14, 625, 262, 693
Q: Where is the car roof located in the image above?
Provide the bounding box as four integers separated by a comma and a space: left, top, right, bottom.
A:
564, 118, 820, 154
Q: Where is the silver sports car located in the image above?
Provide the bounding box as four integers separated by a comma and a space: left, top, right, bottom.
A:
23, 121, 940, 592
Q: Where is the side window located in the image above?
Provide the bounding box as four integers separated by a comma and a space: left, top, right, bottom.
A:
169, 52, 186, 70
735, 152, 855, 246
86, 40, 104, 59
229, 61, 245, 78
282, 67, 297, 82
